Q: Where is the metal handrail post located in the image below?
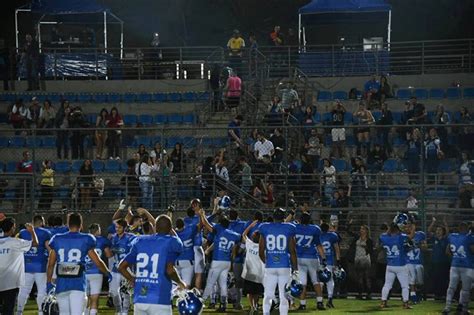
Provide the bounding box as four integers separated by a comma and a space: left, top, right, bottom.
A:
421, 42, 425, 75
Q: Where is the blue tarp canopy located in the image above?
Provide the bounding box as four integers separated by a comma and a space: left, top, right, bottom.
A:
30, 0, 108, 15
299, 0, 391, 15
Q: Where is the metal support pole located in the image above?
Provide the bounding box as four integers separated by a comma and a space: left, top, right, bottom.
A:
15, 10, 19, 50
103, 11, 108, 53
331, 45, 335, 77
298, 14, 302, 52
387, 10, 392, 51
420, 128, 426, 232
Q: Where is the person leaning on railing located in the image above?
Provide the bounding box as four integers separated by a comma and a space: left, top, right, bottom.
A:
38, 160, 54, 211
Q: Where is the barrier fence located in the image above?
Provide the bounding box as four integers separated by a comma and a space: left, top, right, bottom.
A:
11, 38, 474, 80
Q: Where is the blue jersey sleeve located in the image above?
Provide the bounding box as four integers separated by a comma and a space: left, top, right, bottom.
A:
167, 237, 183, 264
123, 242, 138, 265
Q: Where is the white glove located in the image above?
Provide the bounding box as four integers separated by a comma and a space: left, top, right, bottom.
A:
291, 270, 300, 281
118, 199, 126, 211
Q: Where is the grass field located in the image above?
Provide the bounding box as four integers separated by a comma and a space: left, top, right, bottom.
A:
22, 297, 451, 314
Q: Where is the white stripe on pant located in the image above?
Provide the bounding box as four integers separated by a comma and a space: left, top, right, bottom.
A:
56, 290, 87, 315
263, 267, 291, 315
381, 265, 409, 302
16, 272, 47, 313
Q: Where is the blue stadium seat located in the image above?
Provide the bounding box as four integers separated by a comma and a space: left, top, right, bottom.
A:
123, 93, 136, 103
35, 94, 47, 102
166, 137, 181, 148
392, 187, 409, 198
313, 113, 321, 124
344, 112, 353, 124
396, 89, 411, 100
324, 134, 332, 146
429, 88, 445, 99
26, 137, 42, 148
182, 137, 196, 148
182, 114, 195, 124
196, 91, 210, 101
107, 93, 121, 103
5, 188, 16, 200
322, 113, 332, 124
56, 187, 70, 200
464, 87, 474, 99
86, 114, 97, 125
168, 114, 182, 124
154, 114, 167, 125
168, 93, 182, 102
382, 159, 398, 172
71, 160, 83, 173
10, 136, 25, 148
123, 115, 138, 126
332, 91, 348, 100
0, 113, 7, 124
122, 135, 135, 147
317, 91, 332, 102
137, 93, 152, 103
54, 161, 71, 174
332, 159, 347, 172
414, 89, 429, 100
134, 136, 152, 147
0, 137, 9, 148
93, 94, 108, 103
182, 92, 196, 102
105, 160, 121, 173
372, 111, 382, 121
5, 93, 18, 102
438, 159, 455, 173
446, 88, 461, 99
6, 161, 17, 173
138, 114, 153, 126
42, 137, 56, 148
392, 112, 402, 124
151, 136, 162, 146
77, 93, 92, 103
49, 93, 62, 103
63, 93, 77, 102
151, 93, 168, 102
345, 135, 356, 146
92, 160, 104, 173
392, 137, 405, 147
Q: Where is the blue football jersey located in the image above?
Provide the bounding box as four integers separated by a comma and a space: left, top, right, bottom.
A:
184, 215, 202, 247
123, 234, 183, 305
86, 236, 111, 275
19, 227, 52, 273
176, 224, 198, 261
407, 231, 426, 265
212, 225, 241, 262
111, 233, 136, 272
229, 220, 247, 263
259, 222, 296, 268
320, 232, 339, 265
448, 233, 472, 268
49, 232, 96, 293
379, 233, 408, 266
48, 226, 69, 236
295, 224, 322, 259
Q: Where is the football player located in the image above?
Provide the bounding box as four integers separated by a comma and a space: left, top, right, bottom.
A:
405, 220, 427, 303
320, 222, 341, 308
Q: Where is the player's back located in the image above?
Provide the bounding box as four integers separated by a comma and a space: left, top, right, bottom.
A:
111, 233, 135, 271
130, 234, 183, 305
448, 232, 471, 268
49, 232, 96, 293
407, 231, 426, 265
213, 225, 241, 262
48, 226, 69, 237
295, 224, 321, 259
320, 231, 338, 265
86, 236, 110, 274
19, 227, 51, 273
259, 222, 296, 268
380, 232, 407, 266
176, 224, 198, 261
185, 215, 202, 247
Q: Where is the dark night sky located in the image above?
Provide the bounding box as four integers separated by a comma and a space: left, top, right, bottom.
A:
1, 0, 473, 48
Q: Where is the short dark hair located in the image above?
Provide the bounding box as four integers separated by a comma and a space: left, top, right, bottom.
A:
229, 209, 239, 221
132, 215, 142, 224
142, 221, 154, 235
33, 215, 44, 226
68, 213, 83, 229
156, 215, 172, 233
273, 208, 286, 221
186, 207, 195, 218
300, 212, 311, 225
47, 215, 55, 227
53, 216, 63, 227
115, 219, 128, 229
235, 115, 243, 121
88, 223, 100, 234
219, 216, 230, 228
254, 211, 263, 222
176, 218, 185, 230
320, 222, 330, 233
1, 218, 15, 234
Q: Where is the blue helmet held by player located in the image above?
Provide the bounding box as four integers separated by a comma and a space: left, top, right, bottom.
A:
176, 288, 204, 315
318, 267, 332, 283
285, 279, 304, 298
333, 266, 346, 281
393, 213, 411, 230
218, 195, 231, 211
41, 292, 60, 315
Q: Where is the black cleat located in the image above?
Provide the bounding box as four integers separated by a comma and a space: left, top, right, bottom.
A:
298, 305, 306, 310
106, 296, 114, 308
208, 303, 216, 309
326, 298, 335, 308
317, 302, 326, 310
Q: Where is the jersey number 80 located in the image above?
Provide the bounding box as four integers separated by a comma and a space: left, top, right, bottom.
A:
266, 235, 287, 251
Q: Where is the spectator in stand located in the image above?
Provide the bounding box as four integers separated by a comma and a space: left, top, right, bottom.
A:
228, 115, 244, 153
269, 96, 283, 114
254, 131, 275, 161
270, 25, 284, 46
321, 158, 336, 200
170, 142, 186, 173
302, 106, 316, 134
247, 128, 259, 158
353, 101, 375, 157
78, 159, 94, 210
364, 74, 380, 105
227, 29, 245, 74
406, 189, 419, 211
38, 160, 54, 211
28, 97, 41, 127
215, 150, 229, 189
305, 129, 322, 170
407, 97, 427, 125
405, 128, 422, 184
367, 143, 387, 173
300, 154, 315, 194
121, 159, 140, 208
377, 103, 393, 154
249, 34, 259, 74
269, 128, 285, 165
401, 101, 414, 125
38, 100, 56, 129
136, 153, 157, 210
331, 187, 350, 209
54, 100, 70, 160
23, 34, 39, 91
330, 101, 346, 158
150, 142, 166, 165
458, 185, 473, 209
137, 144, 148, 160
286, 28, 298, 46
68, 106, 87, 160
459, 152, 473, 186
224, 71, 242, 109
424, 128, 442, 184
106, 107, 123, 160
458, 106, 473, 153
16, 151, 33, 212
239, 156, 253, 193
347, 224, 373, 300
9, 99, 31, 133
350, 157, 369, 207
95, 108, 108, 160
279, 82, 299, 112
377, 75, 392, 104
427, 217, 450, 300
433, 104, 451, 147
210, 64, 222, 111
158, 154, 173, 209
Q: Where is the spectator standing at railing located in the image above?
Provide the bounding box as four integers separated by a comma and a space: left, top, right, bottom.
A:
150, 141, 166, 165
401, 101, 414, 125
433, 104, 451, 149
38, 160, 54, 211
279, 82, 299, 112
238, 156, 252, 193
38, 100, 56, 130
330, 101, 346, 159
23, 34, 39, 91
350, 157, 369, 207
106, 107, 124, 160
457, 106, 473, 153
458, 185, 473, 209
224, 71, 242, 110
364, 75, 380, 105
377, 103, 393, 155
215, 150, 229, 190
407, 97, 427, 125
269, 128, 285, 166
54, 100, 70, 160
9, 99, 32, 134
367, 144, 387, 173
305, 129, 322, 170
254, 131, 274, 161
170, 142, 186, 173
95, 108, 108, 160
424, 128, 442, 185
15, 151, 33, 212
426, 217, 450, 300
28, 97, 41, 128
377, 75, 392, 104
228, 115, 244, 154
78, 159, 94, 211
137, 144, 149, 160
158, 154, 173, 210
405, 128, 422, 184
227, 29, 245, 75
210, 64, 222, 111
353, 101, 375, 157
459, 152, 473, 186
321, 158, 336, 200
136, 153, 157, 210
68, 106, 88, 160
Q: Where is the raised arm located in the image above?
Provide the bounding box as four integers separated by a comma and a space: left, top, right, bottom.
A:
136, 207, 156, 228
258, 235, 266, 264
112, 199, 127, 221
242, 220, 258, 242
199, 210, 214, 234
25, 223, 38, 247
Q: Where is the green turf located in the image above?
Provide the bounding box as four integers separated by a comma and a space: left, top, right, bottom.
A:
23, 297, 450, 314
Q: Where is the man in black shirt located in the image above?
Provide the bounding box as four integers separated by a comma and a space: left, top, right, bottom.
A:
23, 34, 39, 91
408, 97, 427, 125
330, 101, 346, 158
269, 128, 285, 165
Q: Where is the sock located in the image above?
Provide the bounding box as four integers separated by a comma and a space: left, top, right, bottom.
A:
410, 291, 416, 296
317, 296, 323, 302
90, 310, 98, 315
85, 309, 90, 315
300, 300, 306, 305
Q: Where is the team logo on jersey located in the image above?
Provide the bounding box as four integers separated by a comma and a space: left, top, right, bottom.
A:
140, 285, 149, 296
272, 255, 281, 263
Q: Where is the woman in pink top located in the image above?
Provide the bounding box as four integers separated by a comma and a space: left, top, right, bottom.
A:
225, 72, 242, 108
105, 107, 123, 160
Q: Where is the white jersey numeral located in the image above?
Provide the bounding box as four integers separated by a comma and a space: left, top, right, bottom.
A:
57, 248, 82, 262
266, 235, 287, 251
136, 253, 160, 279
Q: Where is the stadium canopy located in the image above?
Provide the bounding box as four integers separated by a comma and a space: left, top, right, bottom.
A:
15, 0, 124, 56
298, 0, 392, 47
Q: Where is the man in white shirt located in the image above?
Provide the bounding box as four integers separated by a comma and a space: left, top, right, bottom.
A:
0, 218, 38, 315
254, 132, 275, 161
